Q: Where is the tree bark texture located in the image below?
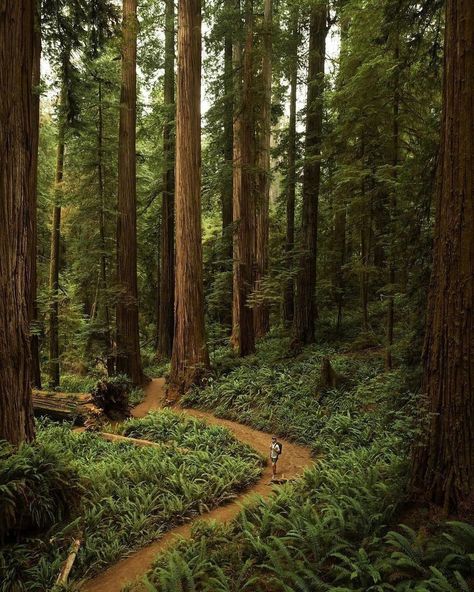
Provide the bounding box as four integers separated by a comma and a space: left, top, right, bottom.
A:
410, 0, 474, 515
232, 0, 256, 356
157, 0, 176, 358
282, 14, 298, 326
29, 6, 42, 388
293, 4, 326, 345
116, 0, 144, 385
48, 79, 67, 388
254, 0, 272, 338
170, 0, 210, 392
0, 0, 36, 445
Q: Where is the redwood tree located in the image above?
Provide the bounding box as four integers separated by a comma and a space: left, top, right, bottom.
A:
411, 0, 474, 514
232, 0, 256, 357
170, 0, 210, 392
116, 0, 144, 384
254, 0, 272, 338
0, 0, 35, 445
282, 11, 299, 325
157, 0, 175, 358
293, 3, 326, 345
29, 5, 42, 388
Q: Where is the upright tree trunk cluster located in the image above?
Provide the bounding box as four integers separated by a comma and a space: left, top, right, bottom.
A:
170, 0, 210, 392
116, 0, 144, 385
0, 0, 35, 445
411, 0, 474, 515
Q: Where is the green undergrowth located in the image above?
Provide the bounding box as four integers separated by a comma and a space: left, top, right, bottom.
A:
0, 412, 263, 592
132, 334, 473, 592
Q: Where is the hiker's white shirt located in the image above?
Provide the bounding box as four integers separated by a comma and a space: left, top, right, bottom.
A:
270, 442, 280, 461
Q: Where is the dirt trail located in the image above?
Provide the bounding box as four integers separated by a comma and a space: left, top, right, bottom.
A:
80, 378, 313, 592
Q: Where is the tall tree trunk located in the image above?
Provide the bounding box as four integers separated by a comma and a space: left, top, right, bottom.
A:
410, 0, 474, 515
116, 0, 144, 385
293, 4, 326, 345
254, 0, 272, 338
29, 5, 42, 388
282, 13, 298, 326
232, 0, 256, 356
0, 0, 35, 446
334, 204, 346, 332
222, 0, 234, 250
170, 0, 210, 393
157, 0, 175, 358
48, 80, 67, 388
97, 80, 114, 375
385, 25, 400, 371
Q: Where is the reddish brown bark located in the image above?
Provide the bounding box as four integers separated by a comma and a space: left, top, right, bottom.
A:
157, 0, 175, 358
170, 0, 210, 392
254, 0, 272, 338
293, 4, 326, 345
29, 6, 42, 388
282, 13, 298, 326
116, 0, 144, 385
410, 0, 474, 515
0, 0, 36, 445
48, 80, 66, 388
232, 0, 256, 356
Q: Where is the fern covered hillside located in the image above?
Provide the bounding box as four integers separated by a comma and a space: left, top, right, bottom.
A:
1, 0, 474, 591
0, 414, 263, 591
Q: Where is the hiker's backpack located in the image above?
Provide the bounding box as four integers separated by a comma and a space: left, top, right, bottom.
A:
277, 441, 282, 455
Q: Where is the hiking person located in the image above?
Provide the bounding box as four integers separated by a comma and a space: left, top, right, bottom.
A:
270, 436, 282, 480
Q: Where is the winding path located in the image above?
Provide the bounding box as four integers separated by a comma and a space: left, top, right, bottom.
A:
80, 378, 313, 592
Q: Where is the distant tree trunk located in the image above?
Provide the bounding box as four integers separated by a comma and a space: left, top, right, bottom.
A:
0, 0, 36, 446
97, 80, 114, 375
157, 0, 175, 358
334, 204, 346, 332
411, 0, 474, 515
116, 0, 144, 385
385, 26, 400, 371
282, 14, 298, 326
222, 0, 234, 250
254, 0, 272, 338
220, 1, 234, 331
29, 7, 42, 388
48, 79, 67, 388
232, 0, 256, 356
170, 0, 210, 392
293, 4, 326, 345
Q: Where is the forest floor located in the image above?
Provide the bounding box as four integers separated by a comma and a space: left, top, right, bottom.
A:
80, 378, 313, 592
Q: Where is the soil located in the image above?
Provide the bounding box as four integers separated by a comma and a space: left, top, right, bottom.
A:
79, 378, 313, 592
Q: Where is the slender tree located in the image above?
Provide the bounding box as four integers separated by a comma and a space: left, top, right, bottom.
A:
157, 0, 176, 358
30, 4, 42, 388
222, 0, 234, 251
411, 0, 474, 515
170, 0, 210, 392
48, 72, 68, 388
116, 0, 144, 384
0, 0, 35, 445
282, 11, 299, 325
254, 0, 272, 337
293, 2, 327, 345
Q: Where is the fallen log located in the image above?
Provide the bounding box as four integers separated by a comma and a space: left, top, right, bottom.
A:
55, 537, 82, 587
33, 390, 100, 425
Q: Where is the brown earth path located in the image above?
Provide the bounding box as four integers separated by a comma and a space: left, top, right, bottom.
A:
80, 378, 313, 592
